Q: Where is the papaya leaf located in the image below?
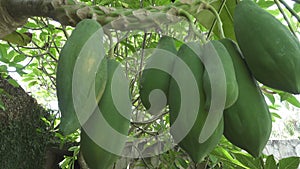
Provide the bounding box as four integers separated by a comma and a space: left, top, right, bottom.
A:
278, 156, 300, 169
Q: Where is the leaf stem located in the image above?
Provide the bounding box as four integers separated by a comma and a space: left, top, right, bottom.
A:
204, 3, 225, 39
207, 0, 227, 40
177, 8, 207, 44
274, 0, 297, 36
278, 0, 300, 23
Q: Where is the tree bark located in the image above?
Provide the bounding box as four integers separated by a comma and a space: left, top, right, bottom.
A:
0, 0, 28, 37
2, 0, 54, 17
0, 76, 53, 168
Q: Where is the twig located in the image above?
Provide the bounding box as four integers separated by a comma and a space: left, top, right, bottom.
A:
131, 111, 169, 125
274, 0, 297, 36
278, 0, 300, 23
131, 123, 158, 136
138, 33, 148, 78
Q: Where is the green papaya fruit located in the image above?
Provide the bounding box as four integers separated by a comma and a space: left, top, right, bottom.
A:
168, 42, 223, 163
81, 59, 131, 169
220, 39, 272, 157
139, 36, 177, 115
234, 0, 300, 94
202, 40, 238, 110
57, 19, 107, 135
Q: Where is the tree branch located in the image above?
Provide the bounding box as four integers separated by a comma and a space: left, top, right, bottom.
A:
2, 0, 204, 30
3, 0, 54, 17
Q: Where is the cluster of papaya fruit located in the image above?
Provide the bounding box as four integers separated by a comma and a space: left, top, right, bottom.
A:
139, 0, 300, 163
56, 20, 131, 168
55, 0, 300, 168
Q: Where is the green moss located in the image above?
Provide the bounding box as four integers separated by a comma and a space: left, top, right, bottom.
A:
0, 77, 53, 169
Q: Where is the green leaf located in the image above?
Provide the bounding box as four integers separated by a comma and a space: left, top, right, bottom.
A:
211, 147, 250, 169
196, 0, 237, 40
264, 92, 275, 105
294, 3, 300, 13
0, 44, 9, 63
232, 152, 261, 169
16, 68, 27, 76
7, 50, 16, 61
0, 98, 5, 111
1, 31, 32, 46
176, 158, 188, 168
120, 41, 136, 53
271, 112, 281, 122
68, 145, 79, 151
13, 54, 26, 63
32, 68, 41, 76
7, 78, 19, 87
279, 92, 300, 108
257, 0, 275, 8
0, 65, 8, 73
22, 76, 35, 82
28, 80, 38, 88
265, 155, 277, 169
278, 157, 300, 169
24, 22, 38, 28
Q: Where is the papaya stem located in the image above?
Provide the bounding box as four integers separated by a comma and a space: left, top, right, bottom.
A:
204, 3, 225, 39
274, 0, 297, 37
206, 0, 227, 40
177, 8, 207, 44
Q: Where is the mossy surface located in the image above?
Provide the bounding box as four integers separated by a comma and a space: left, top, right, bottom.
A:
0, 77, 53, 169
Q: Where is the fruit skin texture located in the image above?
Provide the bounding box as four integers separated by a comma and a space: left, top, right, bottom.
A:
57, 19, 107, 135
220, 39, 272, 157
234, 0, 300, 94
139, 36, 177, 115
81, 59, 131, 169
203, 40, 238, 109
168, 42, 223, 163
